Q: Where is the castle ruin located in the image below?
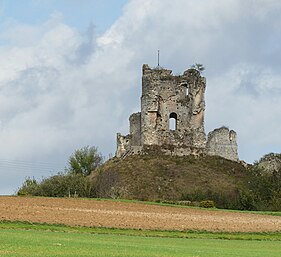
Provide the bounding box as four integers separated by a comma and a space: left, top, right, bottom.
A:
116, 64, 238, 161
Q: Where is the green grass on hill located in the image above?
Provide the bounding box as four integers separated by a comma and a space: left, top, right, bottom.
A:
0, 225, 281, 257
91, 154, 249, 204
90, 153, 281, 211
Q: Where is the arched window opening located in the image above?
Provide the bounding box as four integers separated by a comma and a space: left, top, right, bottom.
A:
169, 112, 177, 131
180, 82, 188, 96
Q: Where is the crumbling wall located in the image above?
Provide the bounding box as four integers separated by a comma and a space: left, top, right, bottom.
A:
140, 64, 206, 153
116, 112, 142, 158
206, 127, 238, 161
129, 112, 141, 146
116, 133, 131, 158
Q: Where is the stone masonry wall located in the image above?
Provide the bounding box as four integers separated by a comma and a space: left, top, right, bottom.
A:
116, 64, 239, 161
129, 112, 141, 146
206, 127, 238, 161
116, 133, 131, 158
140, 64, 206, 151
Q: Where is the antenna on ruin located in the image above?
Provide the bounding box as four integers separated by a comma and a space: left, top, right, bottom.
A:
157, 49, 160, 70
157, 49, 160, 67
156, 49, 162, 70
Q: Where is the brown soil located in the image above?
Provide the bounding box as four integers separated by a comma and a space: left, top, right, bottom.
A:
0, 196, 280, 232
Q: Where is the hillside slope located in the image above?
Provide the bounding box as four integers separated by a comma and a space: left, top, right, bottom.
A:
90, 155, 250, 209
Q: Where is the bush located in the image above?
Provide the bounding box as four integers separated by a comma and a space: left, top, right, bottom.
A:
181, 190, 242, 210
238, 190, 253, 210
17, 173, 93, 198
17, 177, 39, 196
239, 166, 281, 211
199, 200, 215, 208
270, 191, 281, 211
92, 169, 120, 198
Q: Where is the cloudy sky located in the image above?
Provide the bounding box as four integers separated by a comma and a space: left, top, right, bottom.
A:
0, 0, 280, 194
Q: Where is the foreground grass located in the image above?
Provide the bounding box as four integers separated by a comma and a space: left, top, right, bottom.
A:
0, 228, 281, 257
1, 221, 281, 241
0, 221, 281, 257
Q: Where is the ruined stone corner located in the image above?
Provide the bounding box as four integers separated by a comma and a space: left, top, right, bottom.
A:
116, 133, 131, 158
206, 126, 239, 162
115, 111, 142, 159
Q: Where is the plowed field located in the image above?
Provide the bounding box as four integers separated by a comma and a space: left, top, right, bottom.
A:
0, 196, 280, 232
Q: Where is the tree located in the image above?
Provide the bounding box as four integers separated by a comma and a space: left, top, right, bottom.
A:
190, 63, 205, 73
68, 146, 103, 176
17, 177, 39, 196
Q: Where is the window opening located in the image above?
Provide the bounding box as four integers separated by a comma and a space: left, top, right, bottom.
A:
169, 112, 177, 131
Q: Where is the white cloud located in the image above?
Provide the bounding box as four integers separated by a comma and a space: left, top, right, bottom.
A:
0, 0, 281, 193
205, 63, 281, 161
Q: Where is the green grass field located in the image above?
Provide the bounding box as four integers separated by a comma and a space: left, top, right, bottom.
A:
89, 197, 281, 217
0, 222, 280, 257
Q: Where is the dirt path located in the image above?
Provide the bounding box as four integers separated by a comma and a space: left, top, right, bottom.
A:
0, 196, 280, 232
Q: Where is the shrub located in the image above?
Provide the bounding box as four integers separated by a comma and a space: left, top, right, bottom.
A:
181, 190, 241, 209
17, 173, 93, 198
267, 190, 281, 211
92, 169, 120, 198
199, 200, 215, 208
17, 177, 39, 196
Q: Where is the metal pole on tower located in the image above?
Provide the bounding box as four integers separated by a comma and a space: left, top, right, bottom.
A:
157, 49, 160, 68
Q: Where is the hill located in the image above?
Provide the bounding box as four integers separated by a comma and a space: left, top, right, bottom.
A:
90, 154, 250, 209
17, 151, 280, 211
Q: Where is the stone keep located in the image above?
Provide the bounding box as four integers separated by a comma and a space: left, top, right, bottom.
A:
116, 64, 239, 161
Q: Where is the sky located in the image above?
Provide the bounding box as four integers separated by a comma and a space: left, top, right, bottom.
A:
0, 0, 280, 195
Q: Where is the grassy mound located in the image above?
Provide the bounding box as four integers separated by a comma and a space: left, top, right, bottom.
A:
90, 154, 250, 209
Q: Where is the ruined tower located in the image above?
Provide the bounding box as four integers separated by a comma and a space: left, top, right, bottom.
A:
117, 64, 207, 157
116, 64, 239, 161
